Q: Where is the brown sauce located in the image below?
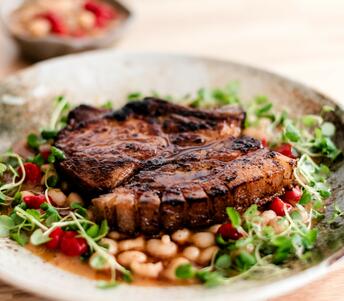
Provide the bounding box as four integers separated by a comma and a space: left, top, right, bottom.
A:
26, 244, 192, 286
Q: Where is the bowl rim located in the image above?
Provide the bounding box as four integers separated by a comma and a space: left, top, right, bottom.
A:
0, 0, 134, 47
0, 50, 343, 301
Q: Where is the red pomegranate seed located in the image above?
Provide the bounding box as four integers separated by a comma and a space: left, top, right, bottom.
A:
18, 162, 42, 185
275, 143, 297, 159
40, 12, 68, 35
60, 231, 88, 256
217, 223, 242, 240
46, 227, 64, 250
84, 1, 117, 27
261, 137, 268, 148
283, 186, 302, 205
39, 144, 51, 160
23, 194, 46, 209
269, 197, 292, 216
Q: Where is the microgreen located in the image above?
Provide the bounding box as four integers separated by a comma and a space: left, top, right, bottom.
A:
49, 96, 70, 132
328, 203, 344, 224
97, 280, 118, 289
30, 228, 51, 245
26, 133, 41, 150
0, 153, 25, 205
127, 92, 143, 101
176, 263, 195, 279
226, 207, 241, 228
0, 216, 15, 237
101, 101, 113, 110
0, 163, 7, 177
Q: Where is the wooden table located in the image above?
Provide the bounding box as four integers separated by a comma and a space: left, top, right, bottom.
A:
1, 0, 344, 300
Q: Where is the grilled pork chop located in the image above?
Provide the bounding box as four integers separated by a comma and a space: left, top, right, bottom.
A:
55, 98, 296, 235
56, 98, 245, 193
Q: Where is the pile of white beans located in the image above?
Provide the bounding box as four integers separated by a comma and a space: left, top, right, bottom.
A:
94, 226, 220, 281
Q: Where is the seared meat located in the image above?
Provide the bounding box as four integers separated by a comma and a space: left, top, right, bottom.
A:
94, 149, 295, 234
55, 98, 245, 193
55, 98, 296, 235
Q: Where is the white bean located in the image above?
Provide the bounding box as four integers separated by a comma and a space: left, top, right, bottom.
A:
28, 19, 51, 37
21, 191, 34, 198
130, 261, 163, 279
208, 224, 221, 234
171, 228, 191, 245
108, 231, 121, 240
261, 210, 277, 226
100, 238, 118, 255
197, 246, 219, 265
108, 231, 128, 240
117, 251, 147, 268
147, 235, 177, 259
182, 246, 200, 262
78, 11, 96, 29
269, 217, 289, 234
48, 188, 67, 207
86, 209, 94, 221
191, 232, 215, 249
163, 257, 190, 281
118, 236, 145, 252
66, 192, 84, 207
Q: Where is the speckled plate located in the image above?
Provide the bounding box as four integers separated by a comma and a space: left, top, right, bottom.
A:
0, 51, 344, 301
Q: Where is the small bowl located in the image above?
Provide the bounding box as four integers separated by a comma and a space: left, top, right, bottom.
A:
0, 0, 133, 62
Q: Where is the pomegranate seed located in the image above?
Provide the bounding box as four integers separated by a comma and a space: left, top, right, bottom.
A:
261, 137, 268, 148
46, 227, 64, 250
18, 162, 42, 185
283, 186, 302, 205
84, 1, 117, 28
39, 144, 51, 160
217, 223, 242, 240
269, 197, 292, 216
275, 143, 297, 158
60, 231, 88, 256
23, 194, 46, 209
40, 12, 68, 35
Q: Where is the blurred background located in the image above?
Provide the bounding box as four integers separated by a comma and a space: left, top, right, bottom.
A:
1, 0, 344, 102
0, 1, 344, 301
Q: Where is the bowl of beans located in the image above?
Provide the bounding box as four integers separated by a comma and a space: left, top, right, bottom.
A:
1, 0, 132, 61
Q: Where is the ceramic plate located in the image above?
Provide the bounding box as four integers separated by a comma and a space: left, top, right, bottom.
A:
0, 51, 344, 301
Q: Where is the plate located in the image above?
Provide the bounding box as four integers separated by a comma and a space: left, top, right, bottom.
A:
0, 51, 344, 301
